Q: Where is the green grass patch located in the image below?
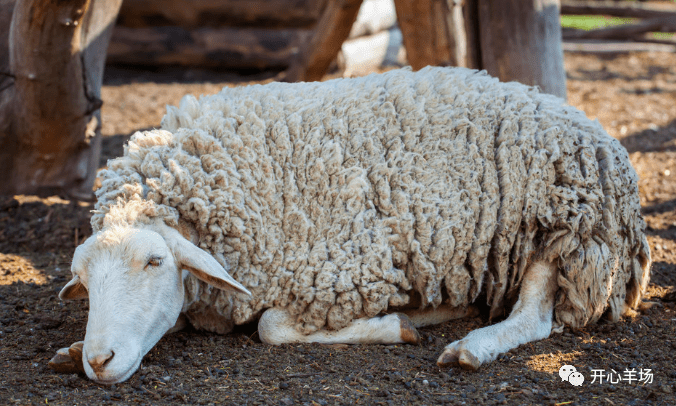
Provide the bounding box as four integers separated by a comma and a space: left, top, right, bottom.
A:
561, 15, 637, 31
649, 32, 676, 40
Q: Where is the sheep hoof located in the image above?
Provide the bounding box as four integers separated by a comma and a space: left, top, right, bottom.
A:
68, 341, 84, 364
457, 350, 481, 370
551, 321, 565, 334
436, 349, 457, 367
396, 313, 421, 345
48, 341, 85, 374
436, 346, 481, 371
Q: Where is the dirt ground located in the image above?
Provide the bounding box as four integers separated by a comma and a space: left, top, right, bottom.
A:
2, 52, 676, 406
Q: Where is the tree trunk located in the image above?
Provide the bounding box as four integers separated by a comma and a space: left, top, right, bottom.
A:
478, 0, 567, 99
0, 0, 122, 199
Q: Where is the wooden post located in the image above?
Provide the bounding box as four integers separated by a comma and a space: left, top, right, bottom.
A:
393, 0, 565, 98
462, 0, 482, 70
394, 0, 468, 70
477, 0, 567, 99
394, 0, 479, 69
286, 0, 364, 82
393, 0, 437, 70
445, 0, 469, 69
0, 0, 122, 198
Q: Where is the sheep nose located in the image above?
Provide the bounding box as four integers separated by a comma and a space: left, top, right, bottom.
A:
87, 350, 114, 373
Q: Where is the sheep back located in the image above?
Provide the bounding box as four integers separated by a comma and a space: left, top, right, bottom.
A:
93, 66, 650, 334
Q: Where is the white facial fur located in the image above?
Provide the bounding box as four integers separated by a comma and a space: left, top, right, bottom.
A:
61, 222, 250, 384
70, 227, 183, 384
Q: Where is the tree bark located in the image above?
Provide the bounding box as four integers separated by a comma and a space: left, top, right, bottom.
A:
478, 0, 567, 99
0, 0, 122, 198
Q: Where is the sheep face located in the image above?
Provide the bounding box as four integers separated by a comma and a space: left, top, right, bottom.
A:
59, 223, 250, 384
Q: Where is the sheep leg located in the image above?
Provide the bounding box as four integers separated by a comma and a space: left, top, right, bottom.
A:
402, 304, 480, 328
437, 260, 558, 370
167, 313, 188, 334
258, 308, 421, 345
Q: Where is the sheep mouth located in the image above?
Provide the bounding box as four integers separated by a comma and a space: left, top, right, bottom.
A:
91, 357, 141, 385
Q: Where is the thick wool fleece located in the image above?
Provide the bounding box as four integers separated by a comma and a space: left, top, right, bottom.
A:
93, 66, 650, 334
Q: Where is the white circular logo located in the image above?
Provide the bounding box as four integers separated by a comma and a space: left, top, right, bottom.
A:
568, 371, 585, 386
559, 364, 577, 381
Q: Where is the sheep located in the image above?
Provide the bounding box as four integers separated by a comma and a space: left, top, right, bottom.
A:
49, 66, 651, 384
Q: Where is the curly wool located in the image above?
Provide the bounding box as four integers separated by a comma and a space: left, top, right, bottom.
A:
93, 66, 650, 334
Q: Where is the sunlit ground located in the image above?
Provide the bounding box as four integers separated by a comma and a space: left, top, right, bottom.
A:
0, 253, 47, 285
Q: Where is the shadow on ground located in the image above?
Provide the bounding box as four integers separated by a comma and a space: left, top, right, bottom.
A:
622, 119, 676, 154
566, 62, 674, 83
103, 65, 281, 86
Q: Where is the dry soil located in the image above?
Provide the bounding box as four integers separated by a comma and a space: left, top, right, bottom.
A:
1, 53, 676, 405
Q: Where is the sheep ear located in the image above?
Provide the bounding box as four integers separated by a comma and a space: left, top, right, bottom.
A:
59, 276, 88, 300
170, 233, 251, 296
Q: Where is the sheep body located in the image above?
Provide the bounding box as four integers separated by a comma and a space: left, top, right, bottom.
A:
94, 66, 650, 335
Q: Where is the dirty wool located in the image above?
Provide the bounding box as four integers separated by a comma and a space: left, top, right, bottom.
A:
92, 66, 651, 335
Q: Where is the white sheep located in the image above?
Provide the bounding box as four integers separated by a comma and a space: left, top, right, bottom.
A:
51, 66, 651, 384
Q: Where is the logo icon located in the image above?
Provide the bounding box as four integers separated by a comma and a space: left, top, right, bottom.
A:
568, 371, 585, 386
559, 365, 584, 386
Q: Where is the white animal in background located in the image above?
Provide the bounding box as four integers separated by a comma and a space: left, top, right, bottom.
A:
50, 66, 651, 384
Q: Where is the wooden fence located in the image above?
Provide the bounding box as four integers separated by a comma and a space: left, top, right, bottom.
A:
560, 1, 676, 52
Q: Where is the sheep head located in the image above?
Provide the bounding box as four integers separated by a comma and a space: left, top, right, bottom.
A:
59, 221, 250, 384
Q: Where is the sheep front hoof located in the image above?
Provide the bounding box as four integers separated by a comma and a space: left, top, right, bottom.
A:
48, 341, 85, 374
396, 313, 421, 345
457, 350, 481, 370
436, 343, 481, 371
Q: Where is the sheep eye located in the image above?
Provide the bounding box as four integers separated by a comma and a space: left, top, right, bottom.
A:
146, 256, 163, 267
